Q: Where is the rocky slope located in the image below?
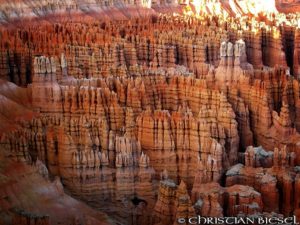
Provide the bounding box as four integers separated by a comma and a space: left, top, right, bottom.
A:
0, 151, 113, 225
0, 2, 300, 225
0, 79, 113, 225
0, 0, 299, 24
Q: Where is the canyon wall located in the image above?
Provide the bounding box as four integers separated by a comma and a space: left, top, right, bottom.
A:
1, 5, 300, 225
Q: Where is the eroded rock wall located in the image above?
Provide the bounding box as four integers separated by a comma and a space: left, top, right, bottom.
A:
1, 11, 300, 225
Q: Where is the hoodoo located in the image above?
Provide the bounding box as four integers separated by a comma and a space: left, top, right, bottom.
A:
0, 0, 300, 225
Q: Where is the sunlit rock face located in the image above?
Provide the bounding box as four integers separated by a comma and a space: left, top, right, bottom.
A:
0, 0, 298, 22
1, 1, 300, 225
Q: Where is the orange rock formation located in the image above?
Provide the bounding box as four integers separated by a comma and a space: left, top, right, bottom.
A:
0, 2, 300, 225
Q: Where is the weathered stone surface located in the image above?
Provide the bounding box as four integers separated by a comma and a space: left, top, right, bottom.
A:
191, 182, 225, 217
1, 5, 300, 225
0, 152, 112, 225
225, 185, 263, 217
